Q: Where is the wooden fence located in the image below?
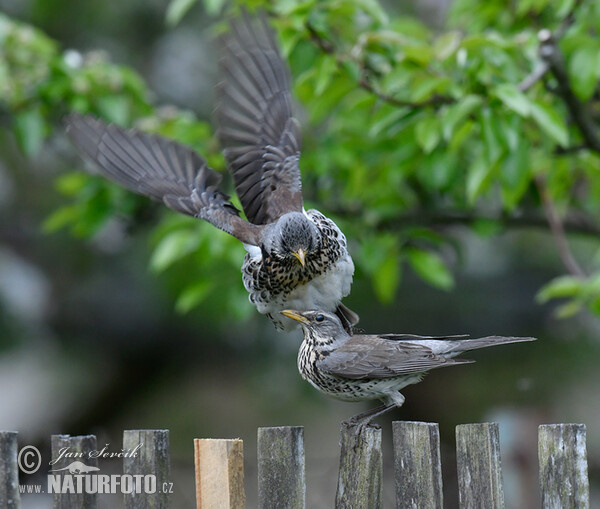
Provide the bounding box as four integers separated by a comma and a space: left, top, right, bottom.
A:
0, 421, 590, 508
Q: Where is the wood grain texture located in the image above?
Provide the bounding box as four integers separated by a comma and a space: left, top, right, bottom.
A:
0, 431, 20, 509
123, 430, 170, 509
393, 421, 443, 509
456, 423, 504, 509
538, 423, 589, 509
335, 423, 383, 509
257, 426, 305, 509
51, 434, 98, 509
194, 439, 245, 509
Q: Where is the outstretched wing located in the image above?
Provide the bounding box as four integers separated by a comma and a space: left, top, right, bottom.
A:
317, 335, 471, 380
65, 113, 263, 245
216, 11, 303, 225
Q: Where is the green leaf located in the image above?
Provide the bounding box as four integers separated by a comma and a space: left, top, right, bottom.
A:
406, 248, 454, 291
42, 206, 79, 233
480, 108, 504, 164
415, 116, 441, 153
466, 154, 497, 204
555, 300, 583, 319
568, 45, 600, 102
14, 108, 46, 157
536, 276, 583, 303
314, 55, 337, 96
442, 95, 482, 140
55, 172, 89, 196
166, 0, 198, 26
203, 0, 226, 15
493, 84, 530, 117
150, 229, 200, 272
373, 254, 400, 303
175, 280, 212, 313
433, 31, 461, 60
96, 96, 130, 125
530, 101, 569, 147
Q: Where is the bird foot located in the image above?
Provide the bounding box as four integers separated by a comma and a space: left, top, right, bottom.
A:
341, 418, 379, 448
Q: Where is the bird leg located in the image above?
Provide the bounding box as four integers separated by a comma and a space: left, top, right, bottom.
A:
342, 403, 397, 441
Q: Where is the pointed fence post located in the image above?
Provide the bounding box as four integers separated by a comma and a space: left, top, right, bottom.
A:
393, 421, 443, 508
335, 423, 383, 509
538, 424, 589, 509
194, 439, 245, 509
257, 426, 305, 509
456, 423, 504, 509
51, 434, 98, 509
0, 431, 20, 509
123, 429, 170, 509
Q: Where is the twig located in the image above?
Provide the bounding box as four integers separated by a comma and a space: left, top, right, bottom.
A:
328, 205, 600, 237
535, 176, 586, 277
518, 61, 550, 92
537, 29, 600, 153
306, 22, 454, 110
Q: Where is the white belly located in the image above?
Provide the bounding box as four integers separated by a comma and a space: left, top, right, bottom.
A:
265, 254, 354, 331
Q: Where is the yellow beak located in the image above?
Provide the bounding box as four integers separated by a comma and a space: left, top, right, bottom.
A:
292, 249, 306, 267
280, 309, 310, 324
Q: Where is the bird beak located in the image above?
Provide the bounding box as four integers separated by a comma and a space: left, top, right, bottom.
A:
292, 249, 306, 267
280, 309, 310, 324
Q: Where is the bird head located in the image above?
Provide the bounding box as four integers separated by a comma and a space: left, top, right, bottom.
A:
280, 309, 347, 343
264, 212, 321, 267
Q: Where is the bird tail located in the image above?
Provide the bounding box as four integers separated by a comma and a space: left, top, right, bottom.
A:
443, 335, 536, 356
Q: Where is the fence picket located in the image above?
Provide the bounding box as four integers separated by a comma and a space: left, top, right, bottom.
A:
456, 422, 504, 509
0, 431, 20, 509
335, 423, 383, 509
123, 429, 170, 509
393, 421, 443, 509
194, 438, 244, 509
538, 423, 589, 509
51, 434, 98, 509
257, 426, 305, 509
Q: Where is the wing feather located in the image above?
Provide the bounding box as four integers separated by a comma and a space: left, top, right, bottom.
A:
216, 10, 303, 225
65, 113, 263, 245
317, 335, 471, 380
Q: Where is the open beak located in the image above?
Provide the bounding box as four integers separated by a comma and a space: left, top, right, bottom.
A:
280, 309, 310, 324
292, 249, 306, 267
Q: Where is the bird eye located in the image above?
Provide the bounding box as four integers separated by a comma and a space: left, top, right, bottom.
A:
315, 314, 324, 322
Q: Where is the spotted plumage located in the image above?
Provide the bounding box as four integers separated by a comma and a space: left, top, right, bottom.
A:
64, 12, 358, 332
282, 309, 535, 424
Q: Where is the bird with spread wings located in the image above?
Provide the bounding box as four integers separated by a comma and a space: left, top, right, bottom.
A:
65, 12, 358, 332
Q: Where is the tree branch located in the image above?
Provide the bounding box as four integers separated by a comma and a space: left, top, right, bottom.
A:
537, 30, 600, 153
518, 61, 550, 92
306, 22, 454, 110
329, 206, 600, 237
535, 176, 586, 277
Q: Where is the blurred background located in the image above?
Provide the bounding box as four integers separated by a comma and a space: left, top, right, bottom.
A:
0, 0, 599, 507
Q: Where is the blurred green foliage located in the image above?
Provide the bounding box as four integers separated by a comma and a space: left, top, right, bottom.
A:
1, 0, 600, 320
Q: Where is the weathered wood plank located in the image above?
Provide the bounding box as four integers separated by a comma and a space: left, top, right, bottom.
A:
123, 429, 170, 509
456, 422, 504, 509
194, 439, 245, 509
393, 421, 443, 509
538, 423, 589, 509
257, 426, 305, 509
335, 423, 383, 509
0, 431, 20, 509
51, 434, 98, 509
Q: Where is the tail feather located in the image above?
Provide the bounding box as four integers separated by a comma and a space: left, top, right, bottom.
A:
444, 335, 536, 355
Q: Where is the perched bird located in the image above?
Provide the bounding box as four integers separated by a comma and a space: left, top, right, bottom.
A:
64, 12, 357, 332
281, 309, 536, 425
